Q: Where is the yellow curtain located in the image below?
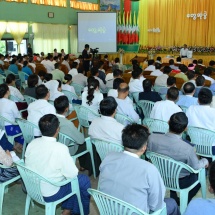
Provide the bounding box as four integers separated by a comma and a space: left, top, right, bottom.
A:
138, 0, 148, 46
146, 0, 215, 47
31, 0, 66, 7
70, 0, 98, 10
0, 22, 7, 40
8, 22, 28, 53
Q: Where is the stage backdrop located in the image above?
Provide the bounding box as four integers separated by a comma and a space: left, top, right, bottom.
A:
139, 0, 215, 47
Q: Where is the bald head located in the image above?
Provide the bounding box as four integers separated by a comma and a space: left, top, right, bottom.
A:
118, 83, 129, 93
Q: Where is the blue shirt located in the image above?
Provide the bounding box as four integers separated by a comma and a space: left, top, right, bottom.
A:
184, 198, 215, 215
22, 66, 32, 80
8, 64, 18, 74
176, 95, 198, 108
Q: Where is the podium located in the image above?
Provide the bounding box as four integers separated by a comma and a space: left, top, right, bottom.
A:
130, 56, 147, 63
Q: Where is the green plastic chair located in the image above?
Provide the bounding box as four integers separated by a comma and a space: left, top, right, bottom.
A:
62, 89, 79, 104
91, 138, 124, 161
88, 188, 166, 215
58, 134, 96, 178
188, 126, 215, 161
0, 115, 22, 145
0, 164, 21, 215
114, 112, 135, 126
23, 95, 36, 105
132, 92, 139, 103
144, 118, 169, 134
153, 85, 166, 93
146, 151, 206, 214
74, 105, 101, 132
18, 71, 28, 90
15, 159, 84, 215
71, 83, 84, 97
0, 74, 5, 84
16, 118, 38, 159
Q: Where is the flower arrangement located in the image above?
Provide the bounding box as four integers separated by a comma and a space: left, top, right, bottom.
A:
139, 45, 215, 55
118, 48, 125, 54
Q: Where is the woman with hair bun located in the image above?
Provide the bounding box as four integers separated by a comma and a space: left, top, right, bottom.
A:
81, 79, 103, 121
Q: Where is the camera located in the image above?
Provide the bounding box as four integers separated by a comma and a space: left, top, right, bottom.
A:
90, 48, 99, 54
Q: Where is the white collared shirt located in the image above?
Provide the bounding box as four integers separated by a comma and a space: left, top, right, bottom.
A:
94, 76, 107, 92
27, 99, 56, 136
9, 86, 24, 101
129, 77, 145, 93
89, 115, 124, 144
123, 151, 139, 158
186, 105, 215, 131
69, 68, 78, 77
42, 60, 55, 73
29, 63, 36, 72
62, 60, 70, 71
115, 97, 139, 123
202, 75, 215, 85
155, 74, 169, 87
25, 136, 78, 197
82, 90, 103, 121
150, 70, 163, 77
105, 73, 114, 81
0, 98, 21, 124
108, 89, 118, 98
180, 48, 188, 56
150, 100, 182, 121
145, 65, 156, 72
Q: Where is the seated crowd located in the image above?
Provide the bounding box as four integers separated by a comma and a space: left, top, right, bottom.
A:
1, 51, 215, 215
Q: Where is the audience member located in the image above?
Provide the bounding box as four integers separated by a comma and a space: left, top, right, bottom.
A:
106, 69, 122, 89
169, 59, 179, 70
98, 61, 106, 84
91, 67, 107, 92
176, 82, 198, 107
175, 65, 189, 81
139, 79, 162, 102
72, 68, 87, 87
27, 84, 56, 136
25, 114, 91, 215
62, 74, 76, 95
8, 59, 18, 75
184, 161, 215, 215
129, 67, 145, 93
158, 76, 177, 97
194, 75, 205, 98
207, 60, 215, 72
41, 55, 55, 73
52, 63, 65, 82
37, 70, 46, 85
82, 79, 103, 121
155, 56, 162, 64
145, 59, 155, 71
24, 74, 38, 98
62, 54, 71, 71
89, 96, 124, 144
150, 87, 182, 121
203, 68, 214, 84
99, 124, 180, 215
148, 112, 208, 204
69, 62, 78, 77
22, 61, 33, 80
155, 66, 172, 87
115, 83, 139, 123
150, 63, 163, 76
108, 78, 124, 98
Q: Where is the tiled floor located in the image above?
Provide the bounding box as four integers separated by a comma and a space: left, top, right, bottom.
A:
2, 173, 214, 215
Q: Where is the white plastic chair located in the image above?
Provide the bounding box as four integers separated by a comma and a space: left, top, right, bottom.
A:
15, 159, 84, 215
146, 151, 206, 214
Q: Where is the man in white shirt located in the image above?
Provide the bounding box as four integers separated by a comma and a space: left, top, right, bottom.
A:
89, 97, 124, 144
180, 44, 188, 58
0, 54, 5, 66
25, 114, 91, 215
41, 56, 55, 74
99, 124, 180, 215
129, 67, 145, 93
114, 57, 126, 72
69, 62, 78, 77
62, 55, 71, 71
186, 88, 215, 131
106, 69, 123, 89
27, 85, 56, 136
202, 68, 215, 85
150, 63, 163, 76
150, 87, 182, 121
177, 82, 198, 108
91, 67, 107, 93
108, 78, 124, 98
145, 59, 156, 72
115, 83, 139, 123
155, 66, 172, 87
72, 68, 87, 87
